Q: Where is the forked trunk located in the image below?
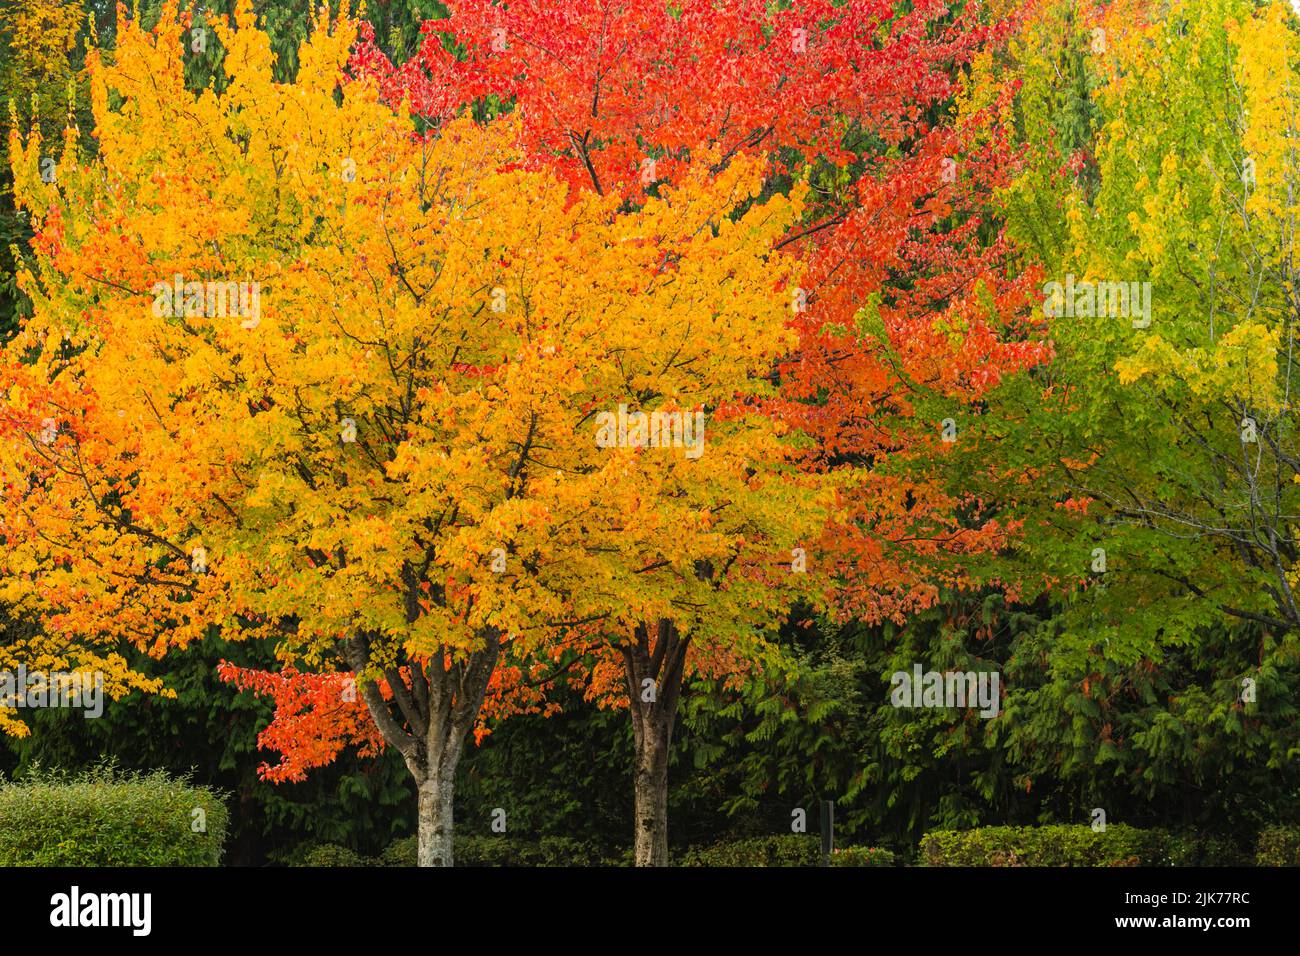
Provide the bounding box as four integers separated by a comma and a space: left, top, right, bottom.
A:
347, 629, 500, 868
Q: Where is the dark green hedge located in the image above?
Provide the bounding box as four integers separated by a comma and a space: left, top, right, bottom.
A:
0, 767, 228, 866
919, 826, 1255, 867
290, 842, 373, 867
292, 833, 897, 867
294, 826, 1270, 868
1256, 827, 1300, 866
291, 835, 621, 867
920, 825, 1162, 867
421, 835, 616, 867
1157, 831, 1254, 867
680, 835, 820, 866
679, 837, 895, 867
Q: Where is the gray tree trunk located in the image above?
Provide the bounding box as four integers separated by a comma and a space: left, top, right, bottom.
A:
623, 618, 689, 867
347, 628, 501, 868
417, 764, 456, 867
632, 715, 671, 866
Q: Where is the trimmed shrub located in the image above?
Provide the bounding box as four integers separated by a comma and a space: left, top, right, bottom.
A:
1156, 831, 1253, 867
0, 766, 228, 866
458, 835, 613, 867
680, 835, 821, 867
378, 836, 416, 867
920, 825, 1161, 867
1256, 827, 1300, 866
451, 835, 614, 867
292, 842, 374, 867
364, 837, 616, 868
828, 845, 897, 867
298, 834, 894, 867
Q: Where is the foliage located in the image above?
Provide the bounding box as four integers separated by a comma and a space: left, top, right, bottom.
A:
828, 845, 897, 867
1155, 831, 1254, 868
447, 835, 615, 867
920, 824, 1164, 867
289, 840, 373, 867
292, 834, 620, 866
1, 0, 821, 729
295, 834, 895, 867
972, 0, 1300, 668
359, 0, 1052, 631
680, 834, 822, 867
0, 0, 88, 339
909, 0, 1300, 845
0, 763, 227, 865
1255, 826, 1300, 867
0, 633, 415, 864
0, 0, 1296, 870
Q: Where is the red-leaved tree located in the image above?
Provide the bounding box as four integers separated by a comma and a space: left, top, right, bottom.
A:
345, 0, 1052, 864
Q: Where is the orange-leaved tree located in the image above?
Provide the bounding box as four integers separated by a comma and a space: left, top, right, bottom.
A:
0, 0, 827, 864
355, 0, 1043, 864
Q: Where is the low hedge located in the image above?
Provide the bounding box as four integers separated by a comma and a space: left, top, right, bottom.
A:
293, 842, 373, 867
294, 835, 621, 867
1157, 831, 1253, 867
920, 825, 1162, 867
0, 766, 228, 866
293, 833, 897, 867
676, 835, 894, 866
1256, 827, 1300, 866
828, 845, 897, 867
388, 835, 617, 867
680, 835, 822, 867
295, 826, 1285, 868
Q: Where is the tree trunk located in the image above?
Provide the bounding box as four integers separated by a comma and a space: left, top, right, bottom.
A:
417, 765, 456, 867
632, 713, 671, 866
623, 618, 689, 867
347, 628, 501, 868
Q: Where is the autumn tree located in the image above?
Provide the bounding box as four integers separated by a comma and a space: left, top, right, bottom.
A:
929, 0, 1300, 789
993, 0, 1300, 639
353, 0, 1050, 863
0, 0, 87, 338
0, 0, 824, 865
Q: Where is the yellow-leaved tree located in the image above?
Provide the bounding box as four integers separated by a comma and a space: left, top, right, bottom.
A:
0, 0, 827, 864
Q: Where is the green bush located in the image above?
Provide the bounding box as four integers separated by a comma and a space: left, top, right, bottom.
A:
920, 825, 1161, 867
293, 834, 619, 867
387, 835, 616, 867
1256, 827, 1300, 866
680, 836, 896, 866
680, 835, 821, 867
457, 835, 614, 867
297, 834, 898, 867
290, 841, 374, 867
828, 845, 896, 867
378, 836, 417, 866
1156, 831, 1253, 867
0, 765, 227, 866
